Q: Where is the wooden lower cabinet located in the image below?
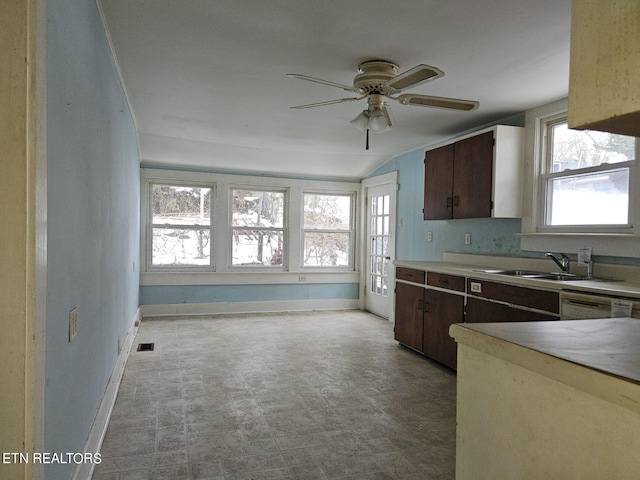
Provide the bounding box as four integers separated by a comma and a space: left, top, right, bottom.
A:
424, 289, 464, 369
394, 281, 424, 353
395, 270, 560, 371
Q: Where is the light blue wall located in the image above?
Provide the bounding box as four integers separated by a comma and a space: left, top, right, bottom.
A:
46, 1, 140, 479
370, 148, 523, 261
140, 283, 359, 305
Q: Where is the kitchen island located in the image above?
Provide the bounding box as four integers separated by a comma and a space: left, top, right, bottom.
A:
449, 318, 640, 480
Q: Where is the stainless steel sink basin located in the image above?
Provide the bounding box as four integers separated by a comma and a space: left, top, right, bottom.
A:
474, 269, 550, 278
538, 273, 593, 281
474, 269, 594, 281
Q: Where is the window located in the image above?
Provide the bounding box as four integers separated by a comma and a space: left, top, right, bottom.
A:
150, 183, 213, 268
142, 169, 360, 277
302, 193, 354, 267
231, 189, 286, 267
541, 116, 636, 229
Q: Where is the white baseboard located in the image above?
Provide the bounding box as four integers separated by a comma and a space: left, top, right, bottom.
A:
139, 298, 360, 317
72, 307, 140, 480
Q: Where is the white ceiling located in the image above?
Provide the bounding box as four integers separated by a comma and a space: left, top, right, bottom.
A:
98, 0, 571, 180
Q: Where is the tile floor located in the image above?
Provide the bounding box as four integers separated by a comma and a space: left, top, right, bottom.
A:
91, 310, 457, 479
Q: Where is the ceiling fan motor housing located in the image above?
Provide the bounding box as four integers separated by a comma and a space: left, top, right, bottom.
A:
353, 60, 399, 94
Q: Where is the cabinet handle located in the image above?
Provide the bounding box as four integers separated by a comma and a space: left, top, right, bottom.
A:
446, 196, 452, 208
453, 195, 460, 206
417, 298, 423, 311
439, 278, 449, 285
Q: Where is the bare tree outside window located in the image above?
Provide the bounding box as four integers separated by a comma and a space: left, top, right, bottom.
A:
303, 193, 353, 267
151, 184, 212, 266
231, 189, 285, 266
550, 122, 634, 172
544, 120, 636, 227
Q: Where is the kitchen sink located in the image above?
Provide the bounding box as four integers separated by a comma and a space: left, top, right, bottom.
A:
474, 269, 594, 281
475, 269, 549, 277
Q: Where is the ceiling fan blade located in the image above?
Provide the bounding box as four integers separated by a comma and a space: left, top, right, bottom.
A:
290, 97, 364, 109
397, 94, 479, 111
287, 73, 361, 93
384, 64, 444, 92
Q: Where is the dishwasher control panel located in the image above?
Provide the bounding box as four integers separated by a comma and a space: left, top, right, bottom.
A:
560, 291, 640, 319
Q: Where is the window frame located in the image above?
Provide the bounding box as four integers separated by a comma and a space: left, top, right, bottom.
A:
140, 168, 361, 282
301, 191, 356, 270
229, 186, 288, 270
537, 112, 638, 235
146, 180, 216, 272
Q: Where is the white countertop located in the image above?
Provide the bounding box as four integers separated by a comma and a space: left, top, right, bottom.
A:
452, 317, 640, 384
394, 257, 640, 299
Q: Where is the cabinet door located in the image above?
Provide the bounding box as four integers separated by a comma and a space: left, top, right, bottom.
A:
394, 282, 424, 352
452, 131, 493, 219
423, 289, 464, 369
466, 297, 558, 324
568, 0, 640, 136
424, 143, 454, 220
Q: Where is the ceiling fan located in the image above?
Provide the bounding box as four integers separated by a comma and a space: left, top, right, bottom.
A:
288, 60, 479, 149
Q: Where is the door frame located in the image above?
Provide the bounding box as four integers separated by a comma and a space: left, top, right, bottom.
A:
360, 171, 398, 321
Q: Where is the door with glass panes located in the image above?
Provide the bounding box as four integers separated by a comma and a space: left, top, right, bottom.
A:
365, 182, 395, 318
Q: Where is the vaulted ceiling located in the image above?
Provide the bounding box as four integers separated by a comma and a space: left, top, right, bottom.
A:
98, 0, 571, 179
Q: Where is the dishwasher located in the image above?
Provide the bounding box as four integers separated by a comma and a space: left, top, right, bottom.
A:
560, 290, 640, 319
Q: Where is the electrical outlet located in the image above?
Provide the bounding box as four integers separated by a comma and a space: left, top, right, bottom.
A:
427, 231, 433, 242
465, 233, 471, 245
298, 275, 307, 282
69, 307, 78, 342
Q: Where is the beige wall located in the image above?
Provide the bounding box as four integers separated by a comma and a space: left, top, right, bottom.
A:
0, 0, 43, 478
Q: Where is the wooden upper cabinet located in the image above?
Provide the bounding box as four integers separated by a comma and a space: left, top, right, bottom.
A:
423, 126, 524, 220
423, 143, 454, 220
568, 0, 640, 137
452, 132, 493, 219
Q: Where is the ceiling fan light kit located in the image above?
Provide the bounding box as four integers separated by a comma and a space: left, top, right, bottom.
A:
350, 107, 392, 133
288, 60, 478, 149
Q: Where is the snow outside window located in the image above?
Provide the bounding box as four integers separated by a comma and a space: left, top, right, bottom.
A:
541, 117, 637, 229
231, 189, 286, 267
302, 193, 354, 268
150, 184, 213, 268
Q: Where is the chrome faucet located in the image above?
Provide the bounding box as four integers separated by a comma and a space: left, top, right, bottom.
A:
546, 252, 570, 273
584, 260, 594, 278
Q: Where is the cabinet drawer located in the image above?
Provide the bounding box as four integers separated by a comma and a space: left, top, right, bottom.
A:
427, 272, 465, 292
466, 278, 559, 314
396, 267, 425, 284
466, 297, 559, 323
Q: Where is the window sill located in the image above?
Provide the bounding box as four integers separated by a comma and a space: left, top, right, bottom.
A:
517, 232, 640, 238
